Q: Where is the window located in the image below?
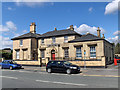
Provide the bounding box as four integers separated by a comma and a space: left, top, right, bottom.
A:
64, 36, 68, 43
41, 38, 44, 44
41, 50, 45, 58
90, 46, 96, 58
16, 50, 20, 59
20, 40, 23, 46
52, 37, 56, 44
64, 48, 69, 58
76, 47, 82, 58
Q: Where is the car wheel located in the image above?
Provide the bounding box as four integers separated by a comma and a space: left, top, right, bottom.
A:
66, 69, 71, 74
10, 66, 13, 70
47, 68, 52, 73
1, 66, 3, 69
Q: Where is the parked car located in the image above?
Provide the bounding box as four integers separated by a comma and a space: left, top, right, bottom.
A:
0, 60, 22, 70
46, 61, 80, 74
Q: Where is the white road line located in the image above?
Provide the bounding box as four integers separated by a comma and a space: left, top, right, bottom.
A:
36, 80, 87, 86
0, 76, 18, 79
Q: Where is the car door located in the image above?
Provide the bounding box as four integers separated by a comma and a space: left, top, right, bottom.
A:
5, 61, 10, 68
50, 61, 58, 71
56, 61, 65, 72
1, 61, 6, 68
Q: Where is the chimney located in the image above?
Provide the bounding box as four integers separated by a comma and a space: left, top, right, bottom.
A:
54, 27, 57, 31
30, 22, 36, 33
70, 25, 74, 30
97, 27, 101, 38
102, 34, 105, 39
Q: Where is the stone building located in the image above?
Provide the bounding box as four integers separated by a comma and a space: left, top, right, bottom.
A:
11, 23, 114, 68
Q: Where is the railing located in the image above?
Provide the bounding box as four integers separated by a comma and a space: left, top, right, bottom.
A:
47, 56, 103, 61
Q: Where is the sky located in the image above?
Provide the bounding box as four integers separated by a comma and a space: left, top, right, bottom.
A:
0, 0, 119, 49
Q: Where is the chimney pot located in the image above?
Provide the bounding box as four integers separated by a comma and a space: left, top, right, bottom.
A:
54, 27, 57, 31
97, 27, 101, 38
30, 22, 36, 33
70, 25, 74, 30
102, 34, 105, 39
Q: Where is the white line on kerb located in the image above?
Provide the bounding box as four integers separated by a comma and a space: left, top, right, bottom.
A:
36, 80, 87, 86
0, 76, 18, 79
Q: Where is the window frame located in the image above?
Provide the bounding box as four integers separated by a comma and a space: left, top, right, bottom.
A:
90, 46, 96, 58
16, 50, 20, 59
41, 38, 44, 44
52, 37, 56, 44
76, 47, 82, 58
64, 48, 69, 58
41, 50, 45, 58
64, 36, 68, 43
20, 39, 23, 46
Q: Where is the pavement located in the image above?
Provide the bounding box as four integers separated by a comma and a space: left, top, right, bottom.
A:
21, 63, 120, 77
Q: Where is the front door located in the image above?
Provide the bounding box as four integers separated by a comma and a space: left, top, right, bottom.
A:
51, 50, 55, 60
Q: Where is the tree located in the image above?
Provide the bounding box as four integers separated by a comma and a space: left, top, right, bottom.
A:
115, 43, 120, 54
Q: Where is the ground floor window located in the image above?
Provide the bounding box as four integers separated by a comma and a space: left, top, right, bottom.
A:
90, 46, 96, 58
41, 50, 45, 58
64, 48, 69, 58
76, 47, 82, 58
16, 50, 19, 59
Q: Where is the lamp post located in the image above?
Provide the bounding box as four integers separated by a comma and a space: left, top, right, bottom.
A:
84, 50, 86, 69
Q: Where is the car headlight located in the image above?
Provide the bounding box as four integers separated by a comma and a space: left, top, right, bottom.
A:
70, 67, 77, 69
13, 65, 17, 67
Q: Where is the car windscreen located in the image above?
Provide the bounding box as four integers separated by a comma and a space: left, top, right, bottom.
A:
9, 61, 17, 64
63, 61, 72, 65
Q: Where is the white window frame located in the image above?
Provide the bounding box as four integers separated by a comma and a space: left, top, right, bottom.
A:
76, 47, 82, 58
41, 38, 44, 44
64, 36, 68, 43
16, 50, 20, 59
41, 50, 45, 58
64, 48, 69, 58
20, 40, 23, 46
90, 46, 96, 58
52, 37, 56, 44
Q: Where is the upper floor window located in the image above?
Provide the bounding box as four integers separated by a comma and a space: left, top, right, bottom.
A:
64, 36, 68, 43
52, 37, 56, 44
41, 38, 44, 44
76, 47, 82, 58
20, 40, 23, 46
64, 48, 69, 58
90, 46, 96, 58
41, 50, 45, 58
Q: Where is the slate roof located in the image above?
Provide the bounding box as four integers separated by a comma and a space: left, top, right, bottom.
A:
69, 33, 103, 43
11, 32, 41, 40
37, 29, 81, 38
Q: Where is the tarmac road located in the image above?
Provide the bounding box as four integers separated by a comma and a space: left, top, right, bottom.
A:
0, 67, 119, 88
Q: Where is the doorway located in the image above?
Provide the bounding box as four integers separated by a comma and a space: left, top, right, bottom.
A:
51, 49, 55, 60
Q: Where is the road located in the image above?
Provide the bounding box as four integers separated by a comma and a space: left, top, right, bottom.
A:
0, 69, 118, 88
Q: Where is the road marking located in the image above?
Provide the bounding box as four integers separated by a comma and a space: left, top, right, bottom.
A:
0, 76, 18, 79
82, 74, 120, 77
36, 80, 87, 86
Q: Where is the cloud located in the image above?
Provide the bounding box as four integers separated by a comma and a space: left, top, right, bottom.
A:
88, 7, 93, 12
14, 0, 53, 8
22, 30, 27, 33
6, 21, 17, 30
72, 24, 105, 35
0, 21, 17, 32
113, 30, 120, 36
8, 7, 12, 10
107, 36, 120, 44
0, 36, 13, 49
105, 0, 119, 15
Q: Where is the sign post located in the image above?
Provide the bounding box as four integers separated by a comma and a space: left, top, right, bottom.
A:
84, 50, 86, 69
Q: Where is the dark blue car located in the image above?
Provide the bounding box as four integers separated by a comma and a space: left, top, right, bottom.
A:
0, 60, 22, 70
